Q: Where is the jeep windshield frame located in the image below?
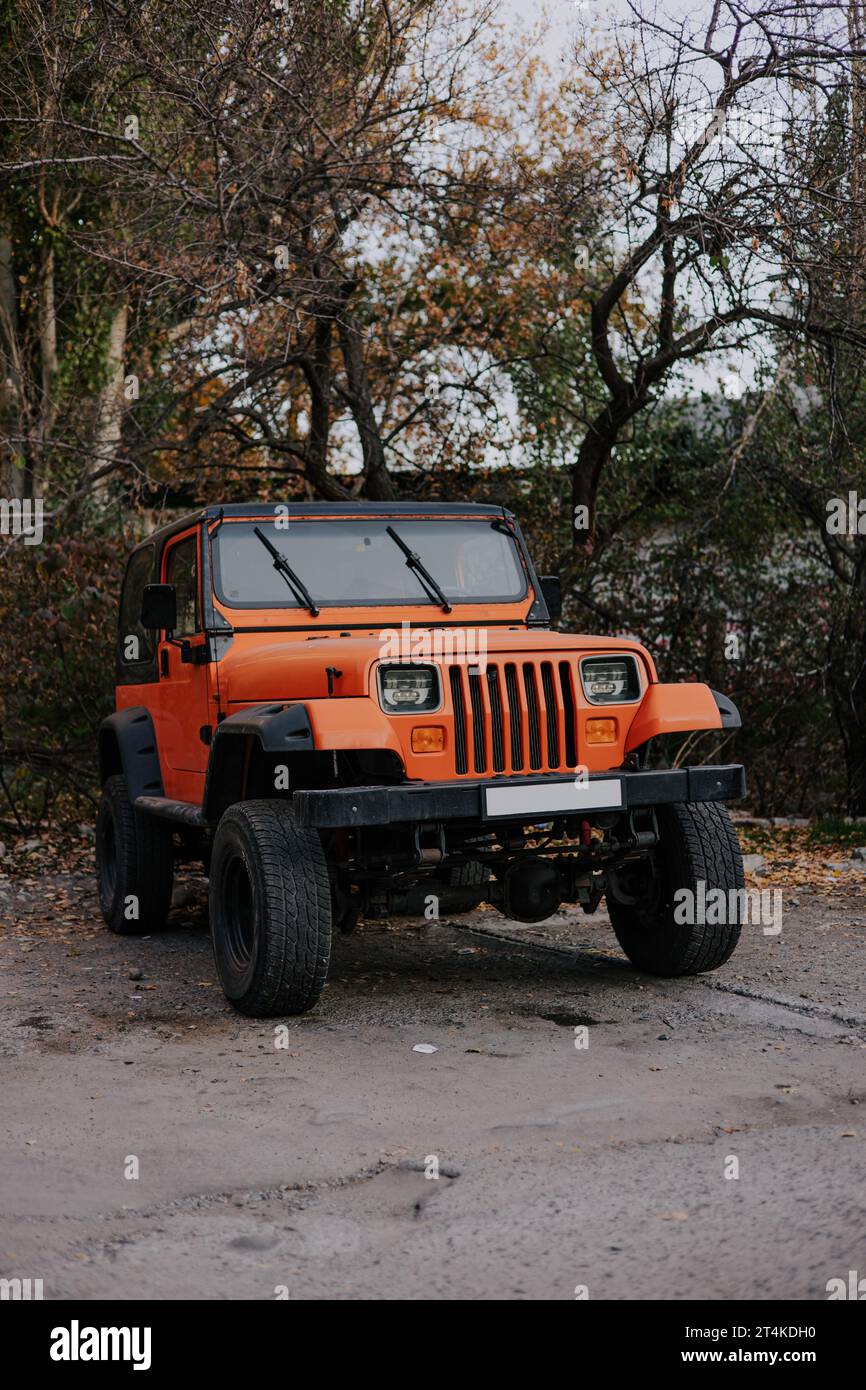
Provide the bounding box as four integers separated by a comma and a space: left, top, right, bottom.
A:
210, 517, 530, 610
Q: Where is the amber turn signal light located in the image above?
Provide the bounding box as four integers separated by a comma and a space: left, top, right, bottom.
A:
585, 717, 617, 744
411, 726, 445, 753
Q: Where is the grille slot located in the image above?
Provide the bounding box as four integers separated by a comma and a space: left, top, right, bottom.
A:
450, 666, 468, 774
487, 666, 506, 771
468, 669, 487, 773
504, 663, 523, 770
559, 660, 578, 768
541, 661, 559, 766
523, 663, 542, 769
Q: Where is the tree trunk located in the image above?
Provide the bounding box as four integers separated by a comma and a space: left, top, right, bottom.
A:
841, 568, 866, 817
846, 692, 866, 818
572, 388, 647, 553
91, 301, 128, 504
833, 666, 866, 817
302, 314, 350, 500
571, 415, 618, 553
0, 231, 25, 500
339, 310, 395, 500
31, 241, 60, 499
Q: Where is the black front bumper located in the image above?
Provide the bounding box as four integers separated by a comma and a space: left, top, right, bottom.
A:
292, 764, 746, 829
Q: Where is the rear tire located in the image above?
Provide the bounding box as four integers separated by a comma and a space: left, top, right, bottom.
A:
437, 859, 491, 915
95, 774, 174, 934
209, 800, 332, 1017
606, 802, 744, 976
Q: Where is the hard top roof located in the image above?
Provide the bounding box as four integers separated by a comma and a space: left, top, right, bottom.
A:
131, 500, 513, 554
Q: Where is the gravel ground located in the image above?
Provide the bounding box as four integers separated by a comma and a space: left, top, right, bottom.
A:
1, 865, 865, 1301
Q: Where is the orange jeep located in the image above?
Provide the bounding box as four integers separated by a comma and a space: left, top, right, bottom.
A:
96, 503, 746, 1016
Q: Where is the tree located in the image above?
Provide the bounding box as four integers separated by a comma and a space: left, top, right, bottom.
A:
1, 0, 507, 509
528, 0, 866, 556
1, 1, 610, 512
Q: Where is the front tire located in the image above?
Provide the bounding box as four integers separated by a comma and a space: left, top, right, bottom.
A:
606, 801, 744, 976
95, 774, 174, 934
209, 800, 332, 1017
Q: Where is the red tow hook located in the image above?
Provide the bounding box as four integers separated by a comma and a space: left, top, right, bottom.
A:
580, 818, 592, 848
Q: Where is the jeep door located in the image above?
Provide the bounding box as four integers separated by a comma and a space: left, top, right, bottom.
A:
150, 527, 213, 799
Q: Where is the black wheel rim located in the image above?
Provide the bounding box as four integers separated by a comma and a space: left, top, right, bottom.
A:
97, 806, 118, 904
608, 855, 655, 907
223, 853, 255, 970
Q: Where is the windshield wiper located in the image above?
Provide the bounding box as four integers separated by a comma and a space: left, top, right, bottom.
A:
385, 525, 452, 613
253, 526, 320, 616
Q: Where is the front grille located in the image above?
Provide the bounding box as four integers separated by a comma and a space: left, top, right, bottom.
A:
449, 658, 579, 776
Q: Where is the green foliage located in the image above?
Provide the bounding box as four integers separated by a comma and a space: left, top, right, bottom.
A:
487, 392, 846, 815
808, 817, 865, 848
0, 534, 121, 829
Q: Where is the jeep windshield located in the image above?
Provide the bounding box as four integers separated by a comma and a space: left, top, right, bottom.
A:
212, 518, 528, 608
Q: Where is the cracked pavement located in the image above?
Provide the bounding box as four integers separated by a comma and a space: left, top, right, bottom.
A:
1, 871, 865, 1300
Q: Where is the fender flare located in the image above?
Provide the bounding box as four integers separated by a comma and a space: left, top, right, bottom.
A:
625, 682, 740, 753
709, 688, 742, 730
202, 702, 314, 822
98, 707, 164, 800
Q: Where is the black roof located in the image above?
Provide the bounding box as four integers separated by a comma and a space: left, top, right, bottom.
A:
207, 501, 505, 518
132, 500, 511, 553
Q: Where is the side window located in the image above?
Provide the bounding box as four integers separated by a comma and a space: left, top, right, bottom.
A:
119, 546, 155, 664
166, 534, 199, 637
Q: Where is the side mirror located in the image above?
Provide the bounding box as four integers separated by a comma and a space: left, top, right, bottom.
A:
539, 575, 562, 622
141, 583, 177, 632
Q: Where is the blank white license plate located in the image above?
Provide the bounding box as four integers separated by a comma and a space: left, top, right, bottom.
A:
484, 778, 623, 819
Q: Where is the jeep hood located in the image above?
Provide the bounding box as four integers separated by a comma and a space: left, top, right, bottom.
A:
218, 627, 656, 705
